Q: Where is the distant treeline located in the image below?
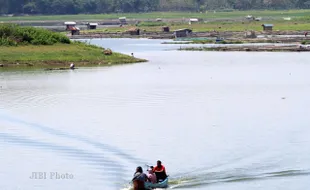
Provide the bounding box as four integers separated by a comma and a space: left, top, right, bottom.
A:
0, 0, 310, 14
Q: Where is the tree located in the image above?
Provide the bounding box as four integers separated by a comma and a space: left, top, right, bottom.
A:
23, 2, 37, 14
0, 0, 309, 15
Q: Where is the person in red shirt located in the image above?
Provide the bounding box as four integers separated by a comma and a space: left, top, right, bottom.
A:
152, 160, 167, 182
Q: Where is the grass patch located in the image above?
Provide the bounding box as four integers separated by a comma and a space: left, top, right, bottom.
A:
79, 19, 310, 35
162, 39, 245, 44
186, 39, 243, 44
217, 40, 244, 44
0, 23, 70, 46
1, 10, 310, 22
167, 21, 310, 32
0, 24, 146, 69
0, 42, 146, 69
178, 45, 309, 52
81, 27, 129, 34
137, 21, 167, 27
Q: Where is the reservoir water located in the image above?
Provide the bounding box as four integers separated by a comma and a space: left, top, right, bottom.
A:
1, 39, 310, 190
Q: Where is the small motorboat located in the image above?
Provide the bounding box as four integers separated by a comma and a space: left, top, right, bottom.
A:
145, 177, 169, 189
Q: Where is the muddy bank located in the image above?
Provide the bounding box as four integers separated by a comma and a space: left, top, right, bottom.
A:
69, 30, 309, 40
2, 18, 184, 24
179, 44, 310, 52
163, 37, 309, 44
69, 32, 175, 39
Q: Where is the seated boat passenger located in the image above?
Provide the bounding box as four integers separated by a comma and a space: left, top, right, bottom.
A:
132, 166, 147, 190
147, 166, 157, 184
153, 160, 168, 182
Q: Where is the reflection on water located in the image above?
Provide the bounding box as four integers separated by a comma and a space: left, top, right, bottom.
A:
1, 39, 310, 190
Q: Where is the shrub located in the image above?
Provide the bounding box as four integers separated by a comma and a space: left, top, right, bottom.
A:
137, 21, 167, 27
0, 24, 71, 46
0, 37, 17, 46
217, 9, 234, 12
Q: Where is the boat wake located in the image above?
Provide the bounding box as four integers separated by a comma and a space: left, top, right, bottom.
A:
117, 168, 310, 190
167, 169, 310, 189
0, 112, 147, 188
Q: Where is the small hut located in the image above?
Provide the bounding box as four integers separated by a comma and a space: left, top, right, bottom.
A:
162, 26, 170, 32
71, 27, 80, 35
255, 17, 262, 21
174, 28, 192, 38
87, 23, 98, 30
246, 15, 253, 20
64, 21, 76, 30
127, 28, 140, 35
119, 17, 127, 25
244, 30, 257, 38
189, 18, 199, 25
262, 24, 273, 31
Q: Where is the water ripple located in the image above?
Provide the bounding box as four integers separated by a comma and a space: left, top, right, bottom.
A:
0, 133, 123, 184
169, 169, 310, 189
0, 113, 145, 165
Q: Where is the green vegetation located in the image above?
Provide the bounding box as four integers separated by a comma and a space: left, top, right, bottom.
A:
1, 10, 310, 22
79, 19, 310, 35
163, 39, 245, 44
0, 24, 70, 46
163, 39, 287, 44
301, 40, 310, 44
0, 43, 146, 69
178, 46, 310, 52
162, 40, 214, 44
1, 0, 310, 15
0, 24, 146, 69
217, 40, 244, 44
137, 21, 167, 27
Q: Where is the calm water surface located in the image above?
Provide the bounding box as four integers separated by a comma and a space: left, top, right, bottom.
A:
1, 39, 310, 190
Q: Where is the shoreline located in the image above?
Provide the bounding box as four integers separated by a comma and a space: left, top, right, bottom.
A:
178, 44, 310, 52
0, 59, 147, 70
0, 24, 147, 71
68, 30, 310, 40
0, 44, 147, 70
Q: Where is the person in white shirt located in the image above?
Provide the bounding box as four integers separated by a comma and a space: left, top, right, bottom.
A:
70, 63, 75, 69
